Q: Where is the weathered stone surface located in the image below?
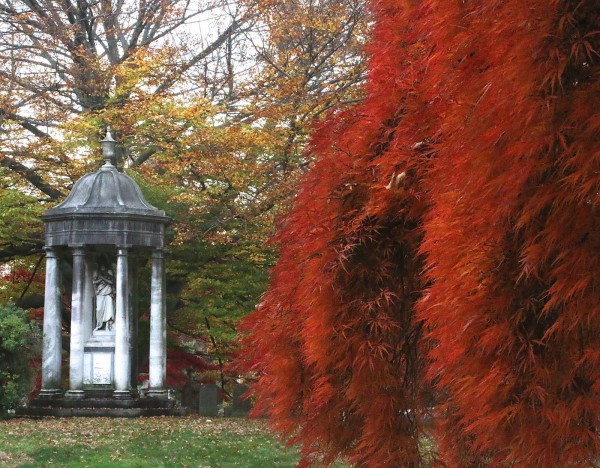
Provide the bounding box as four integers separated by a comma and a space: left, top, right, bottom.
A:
232, 384, 252, 417
44, 216, 167, 248
28, 397, 177, 408
66, 247, 85, 397
40, 248, 62, 396
198, 384, 219, 417
83, 349, 114, 385
19, 395, 188, 417
16, 407, 188, 418
84, 329, 116, 386
149, 249, 166, 395
42, 161, 169, 248
181, 382, 200, 413
113, 248, 130, 398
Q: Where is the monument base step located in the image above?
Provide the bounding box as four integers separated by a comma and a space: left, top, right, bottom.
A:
17, 396, 188, 417
28, 397, 176, 409
16, 406, 188, 418
79, 390, 115, 398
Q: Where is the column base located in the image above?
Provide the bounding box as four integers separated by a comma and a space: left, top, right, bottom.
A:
113, 390, 133, 400
65, 390, 85, 399
146, 389, 168, 399
38, 389, 63, 398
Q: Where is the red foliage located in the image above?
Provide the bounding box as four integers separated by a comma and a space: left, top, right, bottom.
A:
240, 0, 600, 466
1, 267, 44, 285
138, 347, 217, 390
27, 307, 44, 323
418, 1, 600, 465
29, 358, 42, 399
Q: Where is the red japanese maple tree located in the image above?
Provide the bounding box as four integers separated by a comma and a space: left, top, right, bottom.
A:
240, 0, 600, 466
419, 0, 600, 465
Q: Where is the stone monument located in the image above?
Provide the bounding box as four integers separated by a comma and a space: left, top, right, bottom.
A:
21, 130, 186, 416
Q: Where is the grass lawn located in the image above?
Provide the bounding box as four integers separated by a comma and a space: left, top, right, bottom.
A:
0, 417, 304, 467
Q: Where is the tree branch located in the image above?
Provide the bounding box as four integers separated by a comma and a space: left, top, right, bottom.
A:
0, 109, 52, 139
154, 15, 249, 95
0, 154, 64, 199
0, 241, 44, 262
130, 146, 158, 167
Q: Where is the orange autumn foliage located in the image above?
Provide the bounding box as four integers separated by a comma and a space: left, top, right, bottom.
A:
240, 0, 600, 466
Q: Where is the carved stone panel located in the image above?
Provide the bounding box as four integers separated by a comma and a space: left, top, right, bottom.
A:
84, 349, 115, 385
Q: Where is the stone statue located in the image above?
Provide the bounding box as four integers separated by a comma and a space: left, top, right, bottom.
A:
94, 266, 115, 331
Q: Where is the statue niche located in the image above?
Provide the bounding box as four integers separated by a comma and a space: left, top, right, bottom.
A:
80, 255, 118, 388
94, 264, 115, 332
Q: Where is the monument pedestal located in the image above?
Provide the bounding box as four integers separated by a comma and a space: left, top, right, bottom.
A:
83, 330, 115, 388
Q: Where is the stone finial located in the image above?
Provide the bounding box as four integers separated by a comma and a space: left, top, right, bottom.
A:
101, 127, 117, 166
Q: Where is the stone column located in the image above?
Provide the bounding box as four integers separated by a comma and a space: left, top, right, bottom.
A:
113, 247, 131, 398
40, 247, 63, 397
129, 253, 139, 392
148, 248, 167, 398
66, 247, 86, 398
83, 253, 94, 342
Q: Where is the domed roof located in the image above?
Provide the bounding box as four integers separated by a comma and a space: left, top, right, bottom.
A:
44, 161, 166, 218
42, 131, 169, 248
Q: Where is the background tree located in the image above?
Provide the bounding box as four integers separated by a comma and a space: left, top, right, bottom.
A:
240, 0, 600, 466
152, 0, 370, 392
239, 0, 368, 168
0, 0, 254, 258
0, 0, 370, 394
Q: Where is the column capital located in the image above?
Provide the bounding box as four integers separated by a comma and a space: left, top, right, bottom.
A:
43, 246, 59, 258
152, 247, 168, 259
71, 246, 86, 256
116, 247, 129, 256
